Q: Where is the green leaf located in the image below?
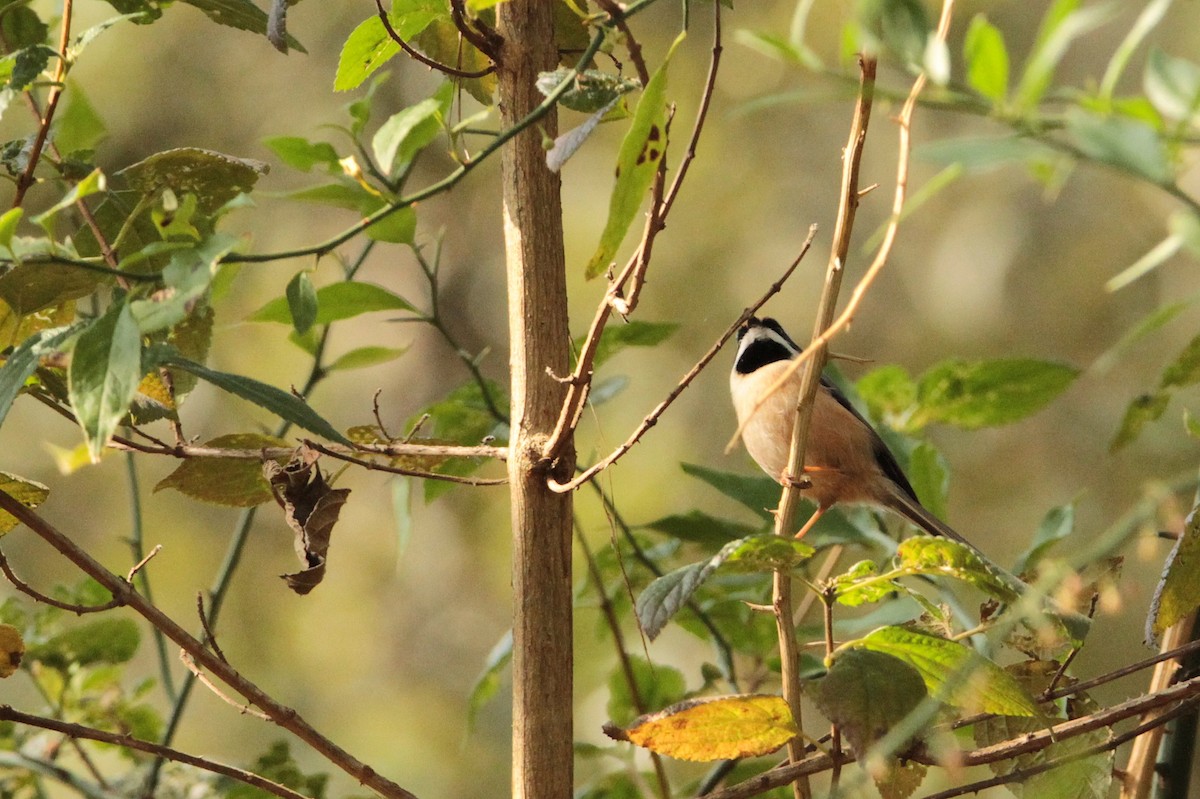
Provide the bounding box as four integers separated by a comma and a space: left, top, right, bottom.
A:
811, 648, 926, 756
1013, 503, 1075, 575
1146, 506, 1200, 644
30, 618, 140, 669
263, 136, 340, 173
915, 358, 1079, 429
286, 271, 317, 335
607, 655, 687, 726
178, 0, 304, 51
412, 18, 496, 104
0, 260, 104, 316
466, 629, 511, 732
590, 321, 678, 368
1066, 108, 1171, 184
0, 324, 84, 428
906, 442, 948, 520
55, 84, 107, 154
636, 534, 811, 640
916, 136, 1055, 173
31, 168, 106, 229
857, 0, 929, 66
645, 510, 759, 550
0, 472, 49, 536
894, 537, 1023, 601
158, 355, 351, 445
154, 433, 289, 507
1109, 392, 1170, 452
0, 5, 47, 49
536, 67, 641, 113
334, 2, 443, 92
68, 301, 143, 462
1145, 47, 1200, 123
585, 33, 684, 279
119, 148, 269, 214
850, 626, 1038, 716
250, 281, 415, 325
832, 559, 900, 607
0, 208, 21, 251
963, 15, 1008, 103
1159, 332, 1200, 388
680, 463, 779, 522
327, 346, 408, 372
371, 83, 452, 174
129, 235, 237, 334
1015, 0, 1113, 110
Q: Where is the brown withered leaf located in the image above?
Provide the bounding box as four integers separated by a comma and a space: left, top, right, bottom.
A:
265, 445, 350, 595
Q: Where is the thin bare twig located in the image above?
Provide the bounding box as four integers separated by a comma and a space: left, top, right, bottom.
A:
105, 438, 507, 462
548, 225, 818, 493
178, 650, 271, 721
125, 544, 161, 583
0, 705, 313, 799
196, 592, 229, 665
541, 3, 723, 463
374, 0, 495, 79
303, 440, 506, 485
593, 0, 650, 86
0, 547, 122, 614
0, 490, 420, 799
12, 0, 72, 207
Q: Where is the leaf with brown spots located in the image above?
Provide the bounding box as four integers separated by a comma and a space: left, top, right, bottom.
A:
0, 624, 24, 677
266, 445, 351, 595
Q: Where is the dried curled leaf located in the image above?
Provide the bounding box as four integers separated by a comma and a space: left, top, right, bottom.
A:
266, 445, 350, 595
603, 694, 796, 762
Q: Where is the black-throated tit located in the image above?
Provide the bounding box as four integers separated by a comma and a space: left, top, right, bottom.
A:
730, 316, 973, 546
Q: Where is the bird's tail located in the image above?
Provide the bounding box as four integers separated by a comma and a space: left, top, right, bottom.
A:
883, 487, 976, 550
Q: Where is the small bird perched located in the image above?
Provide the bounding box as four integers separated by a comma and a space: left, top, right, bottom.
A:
730, 316, 973, 546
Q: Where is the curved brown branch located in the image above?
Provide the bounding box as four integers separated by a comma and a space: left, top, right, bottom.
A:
0, 490, 420, 799
375, 0, 495, 79
0, 705, 313, 799
12, 0, 72, 208
450, 0, 502, 60
593, 0, 649, 86
548, 225, 818, 493
0, 547, 123, 614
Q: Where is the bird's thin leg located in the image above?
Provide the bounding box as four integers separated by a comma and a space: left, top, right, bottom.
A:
793, 505, 827, 540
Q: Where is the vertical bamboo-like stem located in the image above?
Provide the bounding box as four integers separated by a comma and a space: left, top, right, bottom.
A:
772, 56, 876, 799
494, 4, 576, 799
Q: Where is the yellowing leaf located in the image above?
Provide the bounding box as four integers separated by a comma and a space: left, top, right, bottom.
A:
0, 623, 25, 677
0, 471, 49, 535
154, 433, 289, 507
605, 694, 796, 762
1147, 506, 1200, 643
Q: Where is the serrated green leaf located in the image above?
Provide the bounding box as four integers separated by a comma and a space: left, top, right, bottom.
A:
680, 463, 779, 522
645, 510, 759, 550
30, 618, 139, 669
1145, 47, 1200, 123
607, 655, 687, 727
585, 33, 684, 279
0, 472, 49, 536
157, 355, 351, 445
119, 148, 268, 214
467, 629, 511, 732
286, 271, 317, 335
250, 281, 415, 325
154, 434, 289, 507
851, 626, 1037, 716
895, 537, 1022, 601
1147, 506, 1200, 643
327, 346, 408, 372
915, 358, 1079, 429
1109, 392, 1170, 452
833, 559, 899, 607
1066, 109, 1171, 184
335, 2, 442, 92
590, 321, 678, 368
811, 648, 926, 755
263, 136, 340, 173
68, 302, 143, 462
963, 15, 1008, 103
721, 534, 815, 573
179, 0, 304, 51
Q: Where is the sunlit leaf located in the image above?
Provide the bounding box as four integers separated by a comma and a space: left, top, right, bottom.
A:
154, 433, 289, 507
263, 136, 340, 173
915, 358, 1079, 430
179, 0, 304, 51
372, 83, 452, 174
606, 694, 796, 762
585, 33, 684, 279
0, 472, 49, 536
850, 626, 1037, 715
1147, 506, 1200, 644
894, 537, 1022, 601
249, 281, 415, 325
335, 2, 444, 91
327, 346, 408, 371
963, 14, 1008, 103
67, 301, 143, 462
